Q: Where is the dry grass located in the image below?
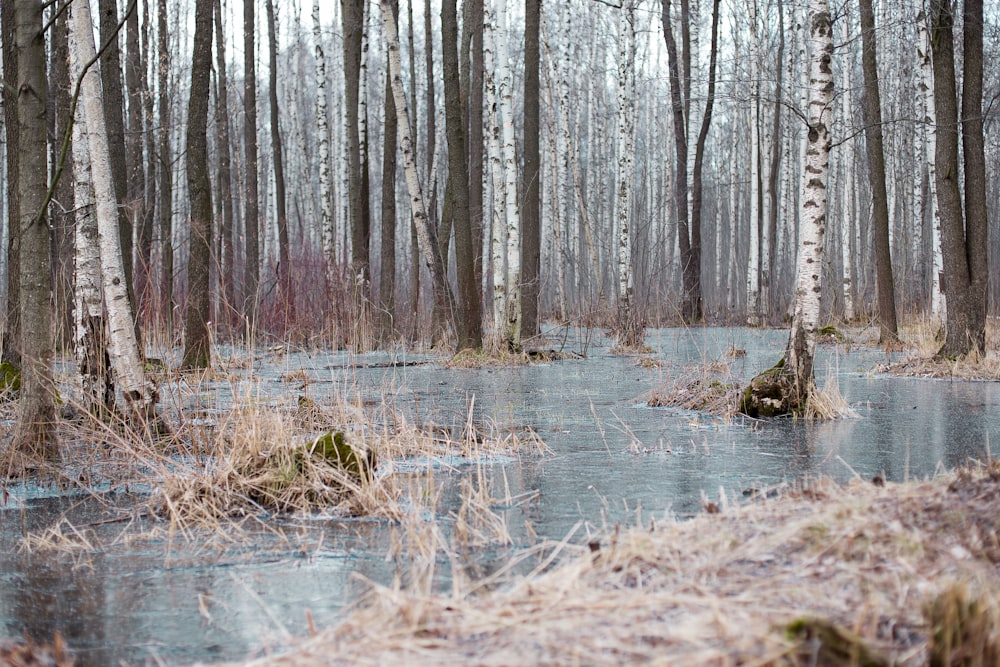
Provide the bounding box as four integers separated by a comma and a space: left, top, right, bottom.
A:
878, 315, 1000, 380
645, 359, 742, 417
227, 464, 1000, 667
0, 633, 75, 667
151, 386, 549, 538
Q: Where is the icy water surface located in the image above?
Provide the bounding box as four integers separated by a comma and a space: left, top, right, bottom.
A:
2, 327, 999, 665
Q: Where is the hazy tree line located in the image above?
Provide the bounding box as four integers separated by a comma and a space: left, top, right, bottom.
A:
0, 0, 997, 451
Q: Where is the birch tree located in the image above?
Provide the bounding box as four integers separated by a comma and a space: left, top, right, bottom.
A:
314, 0, 336, 289
378, 0, 456, 344
484, 0, 521, 352
741, 0, 833, 417
70, 0, 161, 425
613, 0, 642, 349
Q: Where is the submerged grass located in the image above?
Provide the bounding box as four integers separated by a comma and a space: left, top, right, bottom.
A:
236, 464, 1000, 666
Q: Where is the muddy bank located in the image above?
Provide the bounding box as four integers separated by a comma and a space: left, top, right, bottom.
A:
227, 466, 1000, 666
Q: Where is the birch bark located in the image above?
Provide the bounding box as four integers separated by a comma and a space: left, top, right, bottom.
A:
378, 0, 456, 344
614, 0, 641, 348
314, 0, 336, 289
70, 52, 114, 418
741, 0, 833, 417
70, 0, 159, 422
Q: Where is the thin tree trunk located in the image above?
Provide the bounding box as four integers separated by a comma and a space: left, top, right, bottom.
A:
614, 0, 641, 348
98, 0, 136, 319
378, 0, 456, 344
126, 0, 148, 334
379, 0, 399, 343
213, 0, 235, 323
687, 0, 721, 324
265, 0, 291, 317
859, 0, 899, 344
243, 0, 260, 324
181, 0, 214, 369
156, 0, 174, 334
917, 11, 943, 318
314, 0, 336, 290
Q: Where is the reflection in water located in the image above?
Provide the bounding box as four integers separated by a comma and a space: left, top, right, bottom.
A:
1, 327, 998, 665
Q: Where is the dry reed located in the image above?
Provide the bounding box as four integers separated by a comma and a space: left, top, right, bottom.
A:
228, 464, 1000, 667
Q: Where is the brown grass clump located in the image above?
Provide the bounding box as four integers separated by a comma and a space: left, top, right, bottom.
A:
646, 361, 741, 417
153, 391, 549, 536
0, 633, 75, 667
236, 465, 1000, 666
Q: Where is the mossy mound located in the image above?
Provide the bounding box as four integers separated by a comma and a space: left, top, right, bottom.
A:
0, 361, 21, 396
739, 358, 799, 418
302, 430, 376, 484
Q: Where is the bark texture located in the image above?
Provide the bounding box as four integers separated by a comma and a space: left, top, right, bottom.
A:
929, 0, 988, 358
858, 0, 899, 345
13, 0, 56, 460
181, 0, 214, 369
741, 0, 833, 417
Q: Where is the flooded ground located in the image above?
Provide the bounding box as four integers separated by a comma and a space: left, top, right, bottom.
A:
2, 327, 999, 666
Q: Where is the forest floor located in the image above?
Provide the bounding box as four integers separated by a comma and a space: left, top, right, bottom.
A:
210, 464, 1000, 667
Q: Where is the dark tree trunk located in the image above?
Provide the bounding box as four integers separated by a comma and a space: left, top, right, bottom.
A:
125, 0, 147, 344
687, 0, 721, 324
423, 0, 438, 273
463, 0, 484, 297
98, 0, 136, 318
181, 0, 214, 369
958, 0, 989, 353
379, 0, 399, 344
929, 0, 987, 358
522, 0, 541, 337
266, 0, 291, 316
49, 8, 75, 349
343, 0, 370, 287
213, 0, 235, 323
442, 0, 481, 351
1, 1, 21, 369
858, 0, 899, 345
157, 0, 175, 336
138, 0, 156, 330
662, 0, 690, 320
13, 0, 56, 460
765, 0, 783, 321
243, 0, 260, 324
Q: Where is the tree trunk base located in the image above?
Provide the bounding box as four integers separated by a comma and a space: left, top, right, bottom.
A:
739, 358, 807, 418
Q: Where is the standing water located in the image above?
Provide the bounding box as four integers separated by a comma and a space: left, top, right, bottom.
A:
2, 327, 998, 665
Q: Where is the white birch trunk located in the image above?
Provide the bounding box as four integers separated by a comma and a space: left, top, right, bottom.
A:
484, 2, 506, 343
918, 11, 944, 318
70, 0, 158, 420
313, 0, 336, 289
70, 80, 112, 415
746, 0, 762, 325
838, 13, 854, 320
495, 0, 521, 348
786, 0, 834, 400
378, 0, 453, 333
614, 0, 638, 346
